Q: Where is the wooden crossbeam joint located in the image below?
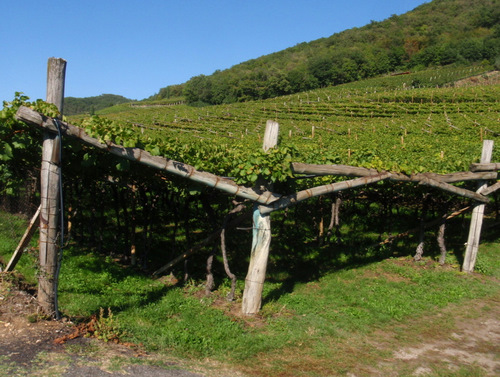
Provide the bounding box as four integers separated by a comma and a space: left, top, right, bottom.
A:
469, 162, 500, 172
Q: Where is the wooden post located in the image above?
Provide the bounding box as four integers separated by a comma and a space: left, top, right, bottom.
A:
242, 120, 279, 315
38, 57, 66, 316
462, 140, 494, 273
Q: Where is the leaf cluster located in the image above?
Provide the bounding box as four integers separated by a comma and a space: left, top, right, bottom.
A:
230, 146, 297, 185
0, 93, 60, 195
75, 114, 299, 187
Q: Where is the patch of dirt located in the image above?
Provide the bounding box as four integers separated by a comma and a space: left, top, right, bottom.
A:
0, 273, 73, 367
0, 273, 218, 377
450, 70, 500, 87
384, 297, 500, 376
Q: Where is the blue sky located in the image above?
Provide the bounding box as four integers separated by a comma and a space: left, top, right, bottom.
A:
1, 0, 429, 102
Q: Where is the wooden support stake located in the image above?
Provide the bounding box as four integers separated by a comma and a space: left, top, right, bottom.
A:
5, 205, 41, 272
241, 208, 273, 314
38, 57, 66, 316
260, 173, 391, 215
291, 163, 497, 183
463, 140, 494, 273
262, 120, 279, 152
242, 120, 279, 315
481, 181, 500, 196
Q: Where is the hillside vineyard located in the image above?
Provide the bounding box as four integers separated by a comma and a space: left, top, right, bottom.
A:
83, 67, 500, 186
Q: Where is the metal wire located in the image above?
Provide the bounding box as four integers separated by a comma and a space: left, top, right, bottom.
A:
52, 118, 64, 320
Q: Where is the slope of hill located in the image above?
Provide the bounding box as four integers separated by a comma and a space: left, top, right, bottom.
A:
153, 0, 499, 105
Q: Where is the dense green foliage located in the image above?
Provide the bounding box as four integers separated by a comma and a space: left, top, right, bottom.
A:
64, 94, 133, 116
148, 84, 184, 101
2, 67, 499, 242
153, 0, 499, 105
0, 93, 59, 200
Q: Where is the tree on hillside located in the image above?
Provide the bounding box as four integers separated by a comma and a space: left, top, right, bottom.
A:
171, 0, 500, 106
64, 94, 132, 115
183, 75, 213, 104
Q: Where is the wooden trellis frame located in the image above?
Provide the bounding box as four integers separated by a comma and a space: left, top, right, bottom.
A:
12, 58, 500, 316
15, 104, 499, 315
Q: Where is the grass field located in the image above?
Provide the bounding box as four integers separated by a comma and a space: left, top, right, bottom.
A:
1, 208, 498, 376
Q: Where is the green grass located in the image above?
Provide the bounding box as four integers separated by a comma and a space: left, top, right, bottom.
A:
473, 239, 500, 278
57, 250, 168, 316
53, 239, 499, 363
1, 208, 499, 376
0, 211, 38, 283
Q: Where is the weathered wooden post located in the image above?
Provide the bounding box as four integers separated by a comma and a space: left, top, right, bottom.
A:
462, 139, 493, 273
241, 120, 279, 315
38, 57, 66, 316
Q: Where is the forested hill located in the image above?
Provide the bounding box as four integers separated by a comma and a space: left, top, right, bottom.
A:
64, 94, 133, 116
154, 0, 499, 105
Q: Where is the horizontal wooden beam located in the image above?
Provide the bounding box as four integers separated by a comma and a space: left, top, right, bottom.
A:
480, 181, 500, 196
15, 106, 281, 205
291, 163, 497, 183
412, 171, 497, 183
418, 177, 489, 203
260, 173, 391, 214
291, 162, 380, 177
470, 162, 500, 172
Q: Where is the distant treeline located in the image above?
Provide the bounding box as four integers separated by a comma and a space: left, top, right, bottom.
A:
153, 0, 499, 105
64, 94, 133, 116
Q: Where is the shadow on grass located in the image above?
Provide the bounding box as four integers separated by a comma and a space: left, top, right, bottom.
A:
57, 198, 498, 316
58, 246, 181, 319
260, 209, 481, 306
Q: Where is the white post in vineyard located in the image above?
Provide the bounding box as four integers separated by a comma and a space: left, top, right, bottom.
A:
462, 139, 494, 273
38, 57, 66, 316
242, 120, 279, 315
